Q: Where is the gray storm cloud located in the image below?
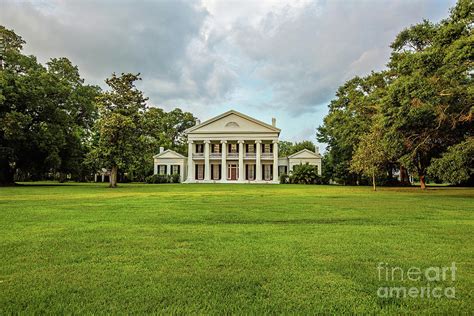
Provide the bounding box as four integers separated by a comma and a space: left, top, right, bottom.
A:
0, 0, 455, 121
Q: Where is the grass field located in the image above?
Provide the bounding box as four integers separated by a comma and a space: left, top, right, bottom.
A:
1, 183, 473, 314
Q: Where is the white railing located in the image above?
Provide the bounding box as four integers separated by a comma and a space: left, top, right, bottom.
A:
227, 153, 238, 158
245, 153, 256, 158
210, 153, 221, 159
261, 153, 273, 159
193, 153, 204, 158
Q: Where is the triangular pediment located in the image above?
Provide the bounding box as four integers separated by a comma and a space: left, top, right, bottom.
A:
153, 149, 186, 159
185, 110, 280, 134
288, 149, 322, 159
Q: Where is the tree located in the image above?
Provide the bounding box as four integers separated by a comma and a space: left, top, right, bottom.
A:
0, 26, 99, 185
278, 140, 317, 157
382, 0, 473, 189
428, 137, 474, 185
317, 72, 386, 185
90, 73, 147, 188
350, 125, 389, 191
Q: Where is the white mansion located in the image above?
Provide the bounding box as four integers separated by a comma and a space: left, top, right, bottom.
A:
153, 110, 322, 183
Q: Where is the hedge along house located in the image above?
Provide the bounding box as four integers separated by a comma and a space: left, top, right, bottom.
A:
152, 110, 322, 183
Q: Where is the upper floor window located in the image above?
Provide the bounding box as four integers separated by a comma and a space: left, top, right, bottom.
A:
195, 143, 204, 153
212, 144, 220, 153
229, 143, 238, 153
247, 144, 255, 153
263, 143, 272, 153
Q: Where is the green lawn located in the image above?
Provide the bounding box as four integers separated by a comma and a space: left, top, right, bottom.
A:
1, 183, 473, 314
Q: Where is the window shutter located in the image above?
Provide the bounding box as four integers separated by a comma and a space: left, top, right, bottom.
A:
195, 165, 198, 179
177, 165, 180, 175
245, 164, 248, 180
270, 143, 273, 153
254, 165, 256, 179
245, 144, 248, 152
219, 164, 222, 180
228, 144, 231, 153
164, 165, 167, 174
270, 164, 273, 177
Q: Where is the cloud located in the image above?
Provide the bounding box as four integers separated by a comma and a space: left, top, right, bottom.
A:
0, 0, 456, 138
229, 0, 455, 115
0, 0, 237, 113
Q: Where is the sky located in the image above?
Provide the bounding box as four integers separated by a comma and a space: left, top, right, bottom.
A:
0, 0, 456, 148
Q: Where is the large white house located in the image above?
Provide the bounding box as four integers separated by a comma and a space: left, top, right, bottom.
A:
153, 110, 322, 183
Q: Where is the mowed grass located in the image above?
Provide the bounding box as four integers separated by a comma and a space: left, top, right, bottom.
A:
0, 183, 473, 314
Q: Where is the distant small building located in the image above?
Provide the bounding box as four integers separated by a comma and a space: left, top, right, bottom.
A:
152, 110, 322, 183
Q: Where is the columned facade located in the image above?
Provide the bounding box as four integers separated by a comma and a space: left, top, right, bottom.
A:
183, 109, 282, 184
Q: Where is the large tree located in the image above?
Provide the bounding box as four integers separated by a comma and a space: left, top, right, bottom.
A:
90, 73, 147, 188
0, 26, 99, 185
381, 0, 473, 189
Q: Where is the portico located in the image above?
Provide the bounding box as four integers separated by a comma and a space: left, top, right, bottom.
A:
185, 110, 281, 184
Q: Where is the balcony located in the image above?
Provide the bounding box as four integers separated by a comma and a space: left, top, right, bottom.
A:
261, 152, 273, 159
210, 153, 221, 159
193, 153, 204, 159
227, 152, 238, 159
245, 153, 256, 159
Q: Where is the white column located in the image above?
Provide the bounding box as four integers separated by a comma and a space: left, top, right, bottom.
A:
154, 162, 158, 175
273, 140, 279, 182
187, 140, 194, 182
255, 140, 262, 181
221, 140, 227, 182
238, 140, 244, 181
180, 163, 185, 182
166, 164, 171, 175
204, 140, 211, 181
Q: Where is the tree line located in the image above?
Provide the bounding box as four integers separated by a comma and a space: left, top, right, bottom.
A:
0, 26, 196, 187
317, 0, 473, 189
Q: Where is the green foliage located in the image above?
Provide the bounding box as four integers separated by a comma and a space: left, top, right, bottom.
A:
318, 0, 473, 188
350, 124, 390, 190
289, 163, 322, 184
279, 172, 289, 184
145, 173, 180, 184
279, 140, 316, 157
0, 26, 100, 184
428, 137, 474, 185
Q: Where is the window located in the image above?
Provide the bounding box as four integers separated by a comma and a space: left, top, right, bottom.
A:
263, 143, 272, 153
279, 166, 287, 176
212, 164, 220, 180
264, 164, 272, 180
247, 164, 255, 180
212, 144, 220, 153
247, 144, 255, 153
196, 164, 204, 180
195, 144, 204, 153
172, 165, 180, 175
229, 143, 238, 153
158, 165, 166, 175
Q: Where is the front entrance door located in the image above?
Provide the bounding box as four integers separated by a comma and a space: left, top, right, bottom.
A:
228, 164, 238, 180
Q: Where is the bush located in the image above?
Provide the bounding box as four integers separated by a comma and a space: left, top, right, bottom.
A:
289, 164, 322, 184
145, 174, 169, 184
279, 173, 289, 184
170, 173, 180, 183
145, 174, 181, 184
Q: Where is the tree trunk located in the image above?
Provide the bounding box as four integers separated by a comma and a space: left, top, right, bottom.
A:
109, 166, 118, 188
372, 173, 376, 191
400, 165, 410, 184
419, 174, 426, 190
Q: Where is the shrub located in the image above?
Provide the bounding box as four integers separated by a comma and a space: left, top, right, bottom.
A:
279, 173, 289, 184
145, 173, 181, 184
145, 174, 169, 184
170, 173, 180, 183
289, 164, 322, 184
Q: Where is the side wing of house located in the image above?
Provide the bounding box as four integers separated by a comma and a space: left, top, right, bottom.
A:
153, 150, 187, 182
287, 149, 322, 175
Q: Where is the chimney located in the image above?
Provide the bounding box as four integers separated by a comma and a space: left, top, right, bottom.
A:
159, 146, 164, 154
315, 146, 319, 154
195, 119, 201, 125
272, 117, 276, 127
